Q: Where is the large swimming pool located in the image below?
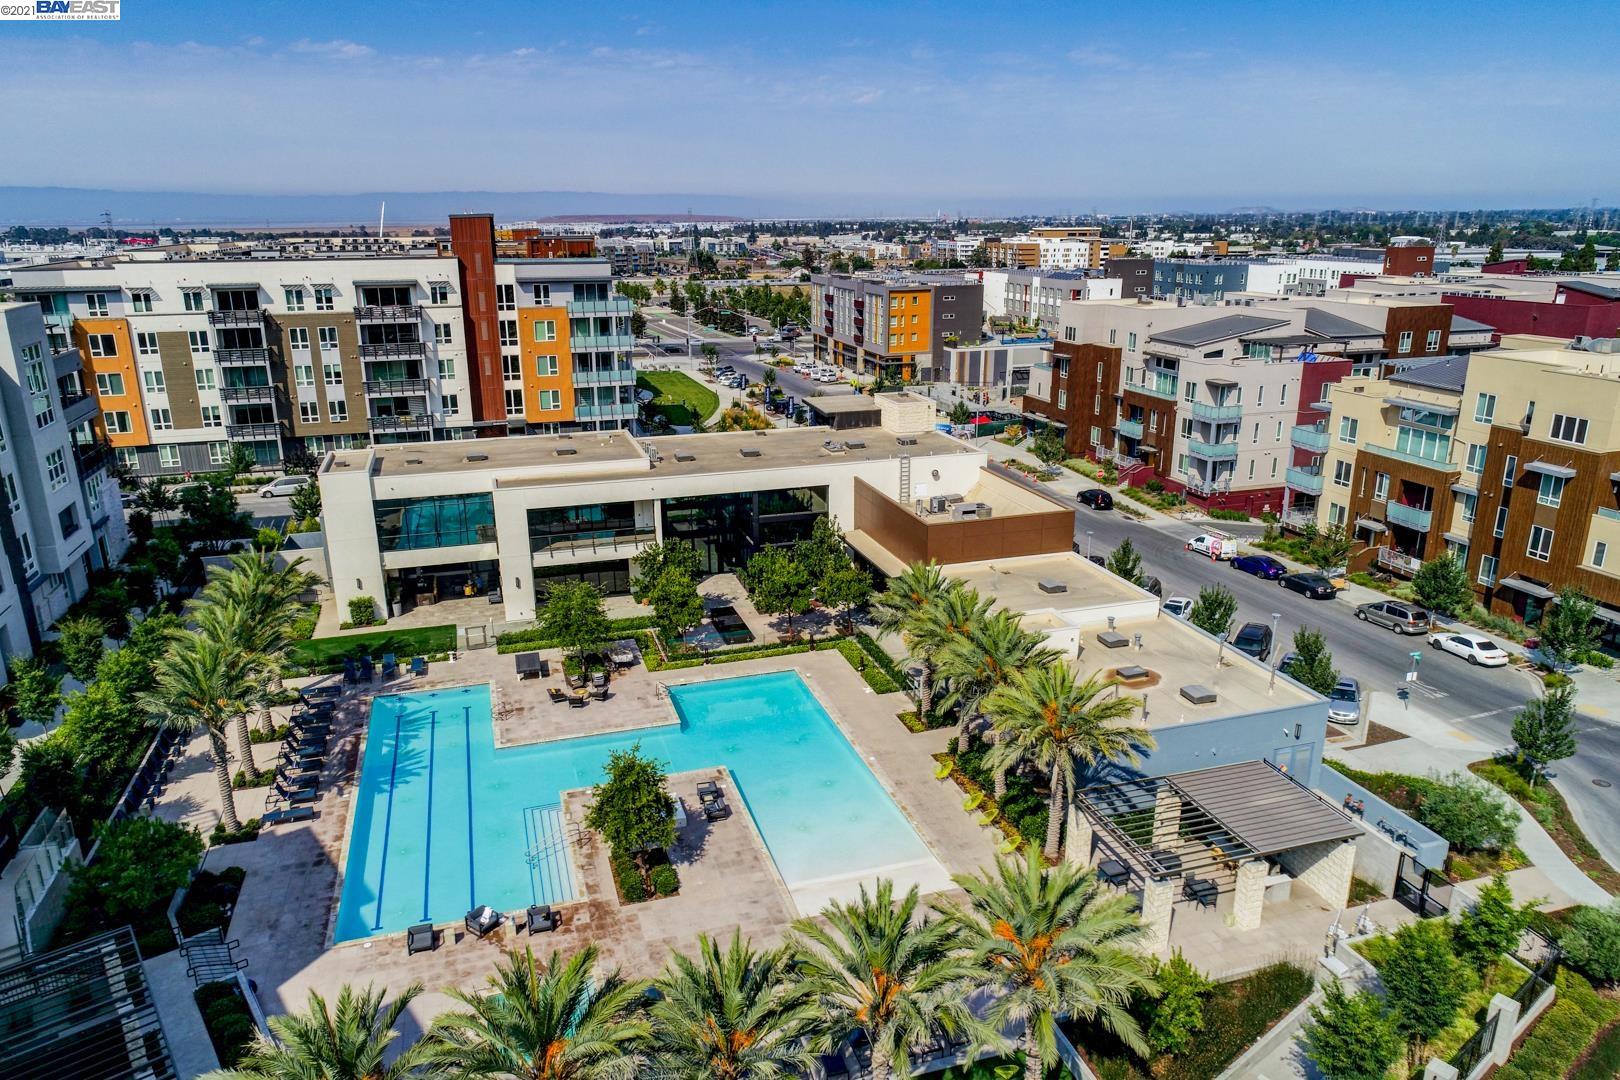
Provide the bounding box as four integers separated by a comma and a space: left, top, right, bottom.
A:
335, 671, 949, 942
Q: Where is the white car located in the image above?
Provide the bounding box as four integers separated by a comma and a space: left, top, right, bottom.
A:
1162, 596, 1194, 619
258, 475, 311, 498
1427, 631, 1510, 667
1185, 532, 1239, 560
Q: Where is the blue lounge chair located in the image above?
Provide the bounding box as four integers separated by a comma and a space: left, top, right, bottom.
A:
262, 805, 314, 826
343, 657, 359, 684
274, 782, 318, 805
410, 656, 427, 677
382, 653, 398, 678
360, 657, 376, 681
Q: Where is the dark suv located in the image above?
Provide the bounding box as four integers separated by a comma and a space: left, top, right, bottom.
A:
1078, 488, 1114, 510
1231, 622, 1274, 661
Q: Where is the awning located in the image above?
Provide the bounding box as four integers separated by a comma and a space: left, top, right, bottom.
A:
1449, 482, 1478, 496
1206, 376, 1238, 385
352, 278, 418, 287
1610, 471, 1620, 483
1383, 396, 1459, 416
1499, 575, 1555, 600
1354, 518, 1387, 533
1443, 532, 1470, 546
1589, 606, 1620, 627
1525, 460, 1577, 479
845, 529, 909, 578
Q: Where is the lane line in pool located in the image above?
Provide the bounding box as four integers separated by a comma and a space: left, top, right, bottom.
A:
463, 704, 476, 910
420, 708, 437, 922
370, 710, 404, 932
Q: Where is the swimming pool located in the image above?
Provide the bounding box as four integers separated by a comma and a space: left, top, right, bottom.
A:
335, 671, 949, 942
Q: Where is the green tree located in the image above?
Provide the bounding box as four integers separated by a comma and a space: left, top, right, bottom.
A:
630, 309, 648, 339
788, 881, 980, 1080
584, 743, 677, 867
1030, 426, 1066, 465
288, 481, 322, 524
871, 562, 956, 717
1188, 585, 1238, 639
1412, 552, 1473, 618
17, 735, 82, 821
669, 289, 687, 316
143, 634, 252, 833
820, 562, 872, 634
985, 664, 1155, 859
742, 546, 812, 635
948, 400, 972, 425
1143, 951, 1210, 1057
648, 931, 818, 1079
60, 671, 146, 786
792, 515, 850, 586
1416, 770, 1518, 852
224, 443, 258, 481
1538, 588, 1601, 669
9, 657, 62, 727
56, 614, 107, 683
936, 609, 1059, 761
1454, 872, 1533, 971
944, 848, 1157, 1078
1380, 919, 1474, 1056
1512, 684, 1578, 785
1288, 627, 1339, 695
648, 567, 703, 642
1304, 980, 1403, 1080
1557, 900, 1620, 983
1104, 538, 1143, 586
1487, 238, 1505, 263
540, 579, 610, 665
135, 477, 177, 517
68, 816, 202, 923
149, 532, 186, 595
1607, 250, 1620, 272
208, 982, 428, 1080
632, 539, 702, 602
1304, 522, 1353, 574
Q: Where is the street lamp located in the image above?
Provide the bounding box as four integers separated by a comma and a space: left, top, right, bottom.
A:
1086, 530, 1094, 559
1268, 612, 1281, 691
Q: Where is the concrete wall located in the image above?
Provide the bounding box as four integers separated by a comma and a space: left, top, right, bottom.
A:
1315, 766, 1449, 868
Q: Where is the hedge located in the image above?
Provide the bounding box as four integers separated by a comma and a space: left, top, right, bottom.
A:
195, 980, 257, 1068
494, 615, 659, 654
1495, 967, 1619, 1080
288, 625, 456, 672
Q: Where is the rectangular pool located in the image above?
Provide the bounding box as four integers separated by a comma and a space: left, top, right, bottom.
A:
335, 671, 949, 942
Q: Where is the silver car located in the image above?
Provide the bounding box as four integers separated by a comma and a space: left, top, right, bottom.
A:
1355, 600, 1431, 634
1327, 678, 1361, 725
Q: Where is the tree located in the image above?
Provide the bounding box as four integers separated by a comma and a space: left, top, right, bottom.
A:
1188, 585, 1238, 639
210, 983, 429, 1080
632, 539, 702, 602
1557, 900, 1620, 983
1538, 588, 1601, 669
936, 609, 1059, 760
792, 516, 849, 586
425, 946, 648, 1080
1512, 683, 1578, 785
540, 579, 610, 665
1380, 919, 1474, 1056
17, 736, 82, 821
648, 931, 818, 1079
1142, 952, 1209, 1057
871, 562, 956, 717
135, 477, 177, 517
700, 342, 719, 364
1304, 522, 1352, 573
56, 614, 107, 683
1454, 872, 1533, 971
68, 816, 202, 923
149, 532, 186, 595
1487, 239, 1505, 263
788, 881, 980, 1080
648, 567, 703, 642
60, 668, 147, 786
1416, 770, 1518, 852
9, 657, 62, 727
985, 665, 1155, 859
948, 400, 972, 425
1304, 980, 1403, 1080
1288, 627, 1339, 695
1411, 552, 1473, 618
288, 481, 322, 524
1607, 250, 1620, 273
585, 743, 677, 864
669, 289, 687, 316
742, 546, 812, 635
1030, 426, 1066, 465
820, 563, 872, 634
1104, 538, 1143, 587
944, 848, 1157, 1079
630, 310, 648, 339
143, 634, 252, 833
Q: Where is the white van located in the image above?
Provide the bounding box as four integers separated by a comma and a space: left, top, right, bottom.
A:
258, 475, 312, 499
1184, 532, 1239, 560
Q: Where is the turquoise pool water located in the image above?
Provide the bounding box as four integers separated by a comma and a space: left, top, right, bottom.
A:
335, 671, 942, 942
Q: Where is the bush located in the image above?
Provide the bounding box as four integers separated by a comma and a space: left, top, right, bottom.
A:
69, 817, 203, 923
194, 981, 257, 1068
1207, 508, 1250, 522
617, 865, 648, 903
649, 863, 680, 897
1495, 968, 1620, 1080
1144, 952, 1209, 1055
209, 818, 261, 846
1416, 769, 1519, 852
346, 595, 378, 627
1558, 901, 1620, 984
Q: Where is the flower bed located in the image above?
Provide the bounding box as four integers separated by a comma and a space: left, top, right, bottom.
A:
194, 979, 258, 1068
934, 743, 1047, 852
494, 615, 658, 654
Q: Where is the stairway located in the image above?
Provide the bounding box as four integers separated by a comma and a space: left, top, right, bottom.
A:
180, 928, 248, 986
523, 804, 579, 906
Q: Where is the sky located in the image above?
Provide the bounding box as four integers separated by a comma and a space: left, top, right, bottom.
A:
2, 0, 1616, 215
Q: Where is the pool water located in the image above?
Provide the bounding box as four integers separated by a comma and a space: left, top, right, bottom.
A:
335, 671, 948, 942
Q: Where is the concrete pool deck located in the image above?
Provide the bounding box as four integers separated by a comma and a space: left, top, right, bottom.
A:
196, 646, 1001, 1038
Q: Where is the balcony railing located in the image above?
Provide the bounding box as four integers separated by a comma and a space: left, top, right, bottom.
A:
1130, 381, 1179, 401
207, 309, 267, 327
1286, 465, 1324, 494
1115, 418, 1144, 440
565, 298, 632, 317
1188, 438, 1239, 460
216, 347, 271, 365
574, 402, 639, 420
368, 413, 435, 431
353, 304, 422, 322
1376, 546, 1423, 576
1190, 400, 1243, 422
220, 385, 276, 403
364, 378, 430, 396
1280, 508, 1316, 533
225, 422, 282, 441
359, 341, 426, 360
1365, 442, 1458, 473
531, 529, 657, 561
72, 440, 113, 475
1384, 501, 1433, 532
569, 332, 636, 352
573, 367, 636, 386
1291, 424, 1331, 452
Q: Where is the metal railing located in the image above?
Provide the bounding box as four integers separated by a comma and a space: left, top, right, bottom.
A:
225, 422, 282, 441
215, 347, 271, 365
1190, 400, 1243, 422
368, 413, 434, 431
1385, 501, 1433, 531
207, 309, 267, 327
358, 341, 426, 359
353, 304, 422, 321
566, 298, 632, 317
363, 378, 430, 395
1376, 546, 1424, 575
575, 402, 638, 420
1286, 465, 1324, 494
1115, 418, 1144, 440
1449, 1012, 1498, 1077
1280, 508, 1316, 533
530, 529, 656, 558
219, 385, 276, 403
1187, 438, 1239, 460
572, 367, 636, 385
1290, 424, 1330, 452
1365, 441, 1458, 472
570, 332, 636, 351
71, 440, 113, 475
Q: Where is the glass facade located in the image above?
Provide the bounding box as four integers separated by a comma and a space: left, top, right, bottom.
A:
534, 559, 632, 597
661, 487, 827, 574
527, 501, 649, 556
374, 493, 496, 551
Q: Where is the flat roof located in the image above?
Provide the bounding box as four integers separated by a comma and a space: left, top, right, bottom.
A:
1167, 760, 1361, 855
805, 394, 883, 414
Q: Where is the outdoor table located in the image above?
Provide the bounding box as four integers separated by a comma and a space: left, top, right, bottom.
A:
514, 652, 542, 679
1097, 858, 1129, 886
1149, 849, 1183, 875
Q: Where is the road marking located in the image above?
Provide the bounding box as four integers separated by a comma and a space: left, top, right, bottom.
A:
1457, 707, 1517, 721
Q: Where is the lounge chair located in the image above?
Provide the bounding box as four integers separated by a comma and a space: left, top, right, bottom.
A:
538, 658, 551, 678
1183, 877, 1217, 909
515, 652, 542, 679
701, 793, 731, 822
261, 805, 315, 827
590, 671, 608, 688
567, 693, 587, 709
282, 744, 325, 763
697, 780, 720, 802
525, 904, 559, 934
342, 658, 359, 684
547, 687, 568, 705
382, 653, 398, 678
591, 685, 608, 702
465, 905, 503, 939
277, 770, 318, 792
410, 656, 427, 677
274, 782, 318, 805
406, 923, 438, 954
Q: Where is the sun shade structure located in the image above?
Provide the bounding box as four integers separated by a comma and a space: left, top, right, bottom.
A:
1075, 759, 1359, 881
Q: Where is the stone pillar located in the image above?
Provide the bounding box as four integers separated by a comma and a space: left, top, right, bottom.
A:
1421, 1060, 1459, 1080
1279, 838, 1357, 909
1067, 804, 1095, 867
1486, 994, 1521, 1067
1151, 786, 1181, 849
1141, 876, 1175, 953
1233, 858, 1267, 931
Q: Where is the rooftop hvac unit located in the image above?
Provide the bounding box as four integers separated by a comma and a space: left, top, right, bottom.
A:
928, 495, 949, 514
845, 438, 867, 449
822, 440, 846, 453
950, 502, 991, 520
897, 435, 918, 445
463, 453, 489, 463
674, 452, 696, 462
1037, 579, 1067, 594
554, 447, 577, 456
739, 448, 762, 458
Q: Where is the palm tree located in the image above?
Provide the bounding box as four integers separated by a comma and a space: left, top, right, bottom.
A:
787, 880, 986, 1080
186, 600, 270, 782
939, 848, 1158, 1080
936, 609, 1060, 760
984, 665, 1155, 860
870, 562, 955, 718
142, 633, 252, 832
424, 945, 649, 1079
648, 930, 820, 1079
199, 552, 318, 749
203, 982, 426, 1080
910, 586, 992, 738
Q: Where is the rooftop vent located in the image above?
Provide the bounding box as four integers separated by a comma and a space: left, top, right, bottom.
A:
822, 440, 846, 453
896, 435, 918, 446
1097, 630, 1129, 649
554, 447, 577, 456
1037, 579, 1067, 594
463, 453, 489, 463
404, 457, 423, 465
739, 448, 762, 458
674, 452, 696, 462
845, 438, 867, 450
1179, 684, 1217, 706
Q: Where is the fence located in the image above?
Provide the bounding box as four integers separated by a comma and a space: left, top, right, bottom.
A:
1394, 852, 1454, 918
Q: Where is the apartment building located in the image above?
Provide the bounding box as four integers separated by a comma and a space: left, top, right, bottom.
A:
1313, 336, 1620, 629
983, 227, 1104, 271
0, 304, 127, 666
1104, 257, 1154, 300
929, 338, 1050, 401
980, 269, 1120, 331
810, 273, 983, 379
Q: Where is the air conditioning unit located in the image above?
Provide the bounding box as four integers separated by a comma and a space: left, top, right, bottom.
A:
928, 495, 949, 514
951, 502, 991, 520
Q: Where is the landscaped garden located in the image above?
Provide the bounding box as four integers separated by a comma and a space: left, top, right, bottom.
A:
287, 624, 457, 674
638, 370, 718, 429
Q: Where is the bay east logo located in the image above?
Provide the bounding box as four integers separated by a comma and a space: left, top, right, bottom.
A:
0, 0, 121, 19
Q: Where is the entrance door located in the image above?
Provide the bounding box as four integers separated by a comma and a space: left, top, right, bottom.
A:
1270, 742, 1313, 778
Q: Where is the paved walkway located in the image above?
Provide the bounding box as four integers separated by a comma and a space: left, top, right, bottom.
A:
143, 950, 220, 1078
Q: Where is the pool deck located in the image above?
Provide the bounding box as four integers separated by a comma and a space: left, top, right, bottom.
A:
195, 645, 1000, 1039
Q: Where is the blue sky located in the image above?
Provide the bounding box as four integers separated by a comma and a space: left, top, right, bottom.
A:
3, 0, 1614, 213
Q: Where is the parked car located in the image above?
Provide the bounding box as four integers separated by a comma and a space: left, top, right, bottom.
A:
1355, 600, 1431, 634
1427, 631, 1510, 667
1327, 678, 1362, 725
1162, 596, 1194, 619
1278, 651, 1299, 676
258, 475, 311, 498
1231, 622, 1273, 661
1140, 574, 1163, 598
1185, 532, 1239, 560
1232, 553, 1287, 579
1077, 488, 1113, 510
1279, 571, 1337, 599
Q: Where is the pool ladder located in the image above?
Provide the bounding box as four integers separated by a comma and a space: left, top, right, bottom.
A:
525, 823, 586, 866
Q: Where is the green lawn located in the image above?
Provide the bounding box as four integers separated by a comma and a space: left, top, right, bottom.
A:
638, 371, 718, 428
289, 625, 457, 672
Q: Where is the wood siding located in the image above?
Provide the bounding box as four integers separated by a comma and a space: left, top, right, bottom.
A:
852, 476, 1072, 566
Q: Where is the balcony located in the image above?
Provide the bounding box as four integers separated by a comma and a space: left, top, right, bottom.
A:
1286, 465, 1324, 495
531, 528, 657, 564
1187, 438, 1239, 460
1280, 508, 1317, 533
1190, 400, 1243, 422
220, 385, 276, 403
216, 347, 271, 366
1384, 501, 1433, 532
575, 402, 639, 421
226, 422, 282, 441
72, 440, 113, 476
1365, 442, 1458, 473
1290, 424, 1330, 452
368, 414, 435, 432
359, 341, 427, 360
353, 304, 422, 322
565, 297, 631, 317
207, 309, 267, 327
364, 378, 430, 396
572, 367, 636, 386
569, 332, 635, 352
1376, 546, 1423, 576
1116, 418, 1144, 440
1131, 381, 1179, 401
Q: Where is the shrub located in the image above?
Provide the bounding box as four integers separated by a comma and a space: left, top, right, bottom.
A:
617, 866, 648, 903
209, 818, 261, 846
1144, 952, 1210, 1055
1380, 919, 1475, 1050
68, 816, 203, 923
1558, 901, 1620, 984
1585, 650, 1616, 669
347, 595, 378, 627
1494, 968, 1620, 1080
649, 863, 680, 897
1207, 508, 1250, 522
1305, 979, 1402, 1080
1416, 769, 1519, 852
1454, 872, 1533, 971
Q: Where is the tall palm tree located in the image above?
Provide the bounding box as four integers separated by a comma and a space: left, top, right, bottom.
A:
142, 632, 252, 832
936, 609, 1060, 761
787, 880, 986, 1080
648, 930, 820, 1079
870, 562, 955, 718
984, 665, 1155, 860
202, 982, 426, 1080
909, 586, 992, 737
939, 848, 1158, 1080
424, 945, 649, 1079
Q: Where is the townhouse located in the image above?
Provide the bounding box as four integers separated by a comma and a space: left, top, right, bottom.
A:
810, 273, 984, 380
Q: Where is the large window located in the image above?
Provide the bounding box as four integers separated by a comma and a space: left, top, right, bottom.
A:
1537, 473, 1566, 507
1474, 393, 1496, 424
373, 493, 496, 551
527, 502, 643, 555
1338, 416, 1358, 444
1394, 424, 1449, 464
1527, 525, 1554, 562
1549, 413, 1588, 445
661, 487, 828, 575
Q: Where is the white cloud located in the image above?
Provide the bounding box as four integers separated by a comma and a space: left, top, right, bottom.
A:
288, 39, 375, 60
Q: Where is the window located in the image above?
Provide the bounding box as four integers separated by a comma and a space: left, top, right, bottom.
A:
1328, 501, 1347, 528
208, 442, 229, 466
284, 287, 305, 311
434, 323, 453, 345
1595, 541, 1609, 569
102, 410, 132, 434
1279, 384, 1288, 406
505, 388, 525, 416
1338, 416, 1358, 444
45, 449, 67, 490
194, 368, 214, 392
288, 327, 310, 351
1465, 443, 1487, 475
149, 408, 173, 431
1549, 413, 1589, 445
314, 286, 334, 311
1108, 329, 1116, 345
1127, 332, 1137, 351
115, 446, 138, 471
1333, 460, 1352, 488
32, 397, 54, 429
1473, 393, 1496, 424
1271, 458, 1278, 477
327, 399, 347, 422
534, 354, 560, 378
1256, 386, 1265, 406
18, 531, 34, 576
1397, 330, 1413, 353
1373, 472, 1389, 500
1057, 390, 1067, 408
1458, 491, 1477, 523
502, 356, 522, 380
157, 445, 180, 469
1527, 525, 1554, 562
129, 290, 153, 313
538, 389, 561, 411
1275, 420, 1283, 440
1493, 505, 1508, 538
1251, 423, 1259, 444
430, 282, 451, 304
438, 357, 456, 379
323, 362, 343, 386
200, 405, 222, 428
96, 372, 126, 396
25, 362, 45, 395
499, 320, 518, 347
86, 333, 117, 357
300, 401, 319, 424
187, 330, 210, 355
443, 394, 459, 415
136, 332, 158, 356
1426, 329, 1442, 352
318, 326, 338, 353
1248, 459, 1255, 480
182, 289, 205, 312
1503, 454, 1518, 488
83, 292, 109, 317
1537, 473, 1566, 507
1180, 418, 1194, 439
1, 474, 17, 513
497, 284, 516, 311
294, 363, 315, 388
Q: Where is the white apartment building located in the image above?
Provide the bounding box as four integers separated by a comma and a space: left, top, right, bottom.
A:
1244, 256, 1385, 296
